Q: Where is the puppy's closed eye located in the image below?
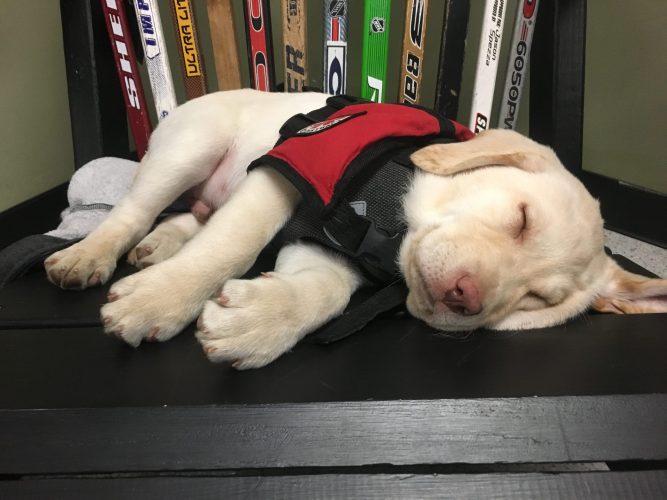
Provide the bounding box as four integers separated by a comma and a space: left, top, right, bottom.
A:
518, 291, 549, 311
513, 203, 529, 240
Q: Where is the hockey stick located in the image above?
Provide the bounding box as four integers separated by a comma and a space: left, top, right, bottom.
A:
323, 0, 348, 95
132, 0, 177, 120
243, 0, 276, 92
434, 0, 470, 119
206, 0, 242, 91
497, 0, 539, 129
398, 0, 430, 104
468, 0, 508, 133
282, 0, 308, 92
169, 0, 208, 99
100, 0, 152, 158
361, 0, 391, 103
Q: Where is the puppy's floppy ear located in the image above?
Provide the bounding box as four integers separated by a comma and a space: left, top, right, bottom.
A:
411, 129, 563, 176
591, 259, 667, 314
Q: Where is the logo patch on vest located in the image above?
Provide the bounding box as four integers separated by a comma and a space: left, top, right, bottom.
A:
296, 111, 365, 136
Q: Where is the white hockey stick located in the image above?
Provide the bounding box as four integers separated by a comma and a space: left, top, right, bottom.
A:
323, 0, 348, 95
468, 0, 508, 133
132, 0, 177, 120
497, 0, 539, 129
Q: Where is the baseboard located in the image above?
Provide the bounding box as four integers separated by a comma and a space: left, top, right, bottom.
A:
0, 183, 68, 250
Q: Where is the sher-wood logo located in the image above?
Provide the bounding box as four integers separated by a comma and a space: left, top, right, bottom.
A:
105, 0, 141, 109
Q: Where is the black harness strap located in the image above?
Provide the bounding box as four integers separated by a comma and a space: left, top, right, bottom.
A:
278, 95, 367, 141
322, 202, 404, 284
0, 235, 77, 289
307, 279, 408, 344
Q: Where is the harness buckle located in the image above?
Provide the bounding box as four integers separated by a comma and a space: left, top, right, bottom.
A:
355, 219, 404, 283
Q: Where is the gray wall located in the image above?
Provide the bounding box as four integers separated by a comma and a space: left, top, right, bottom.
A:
0, 0, 74, 212
583, 0, 666, 194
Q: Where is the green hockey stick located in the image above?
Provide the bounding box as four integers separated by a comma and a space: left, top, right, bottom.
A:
360, 0, 391, 102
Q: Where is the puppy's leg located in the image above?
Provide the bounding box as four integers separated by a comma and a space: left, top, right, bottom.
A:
45, 122, 231, 289
101, 168, 300, 347
196, 242, 362, 369
128, 213, 203, 269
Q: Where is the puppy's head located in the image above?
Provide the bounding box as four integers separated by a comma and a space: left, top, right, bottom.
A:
400, 129, 667, 332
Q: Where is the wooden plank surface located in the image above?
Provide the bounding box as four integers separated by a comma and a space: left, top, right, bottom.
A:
2, 312, 667, 408
2, 471, 667, 499
1, 395, 665, 475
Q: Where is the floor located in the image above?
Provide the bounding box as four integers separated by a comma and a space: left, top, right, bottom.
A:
605, 230, 667, 276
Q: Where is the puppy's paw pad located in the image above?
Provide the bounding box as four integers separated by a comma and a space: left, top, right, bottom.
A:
198, 337, 278, 369
45, 244, 115, 289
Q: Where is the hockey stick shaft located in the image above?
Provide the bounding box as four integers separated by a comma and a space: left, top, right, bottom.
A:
243, 0, 276, 91
323, 0, 348, 95
468, 0, 508, 133
398, 0, 430, 104
206, 0, 242, 91
497, 0, 539, 129
100, 0, 152, 158
361, 0, 391, 103
132, 0, 177, 120
169, 0, 208, 99
282, 0, 308, 92
434, 0, 470, 119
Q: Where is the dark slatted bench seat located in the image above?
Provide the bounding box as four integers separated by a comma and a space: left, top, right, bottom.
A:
0, 256, 666, 498
1, 1, 665, 498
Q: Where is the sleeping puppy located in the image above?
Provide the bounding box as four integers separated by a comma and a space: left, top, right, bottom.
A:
44, 89, 667, 369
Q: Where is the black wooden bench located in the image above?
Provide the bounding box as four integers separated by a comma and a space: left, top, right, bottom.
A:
1, 1, 665, 497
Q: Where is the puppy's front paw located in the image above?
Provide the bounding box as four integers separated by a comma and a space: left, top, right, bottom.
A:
101, 263, 208, 346
195, 276, 304, 369
45, 241, 116, 289
127, 226, 185, 269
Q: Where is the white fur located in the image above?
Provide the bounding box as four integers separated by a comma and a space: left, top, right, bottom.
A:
44, 90, 667, 369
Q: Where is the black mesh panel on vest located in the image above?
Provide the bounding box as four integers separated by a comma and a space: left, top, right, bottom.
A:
276, 159, 414, 260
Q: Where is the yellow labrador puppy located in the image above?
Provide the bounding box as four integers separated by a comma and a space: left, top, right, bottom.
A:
45, 90, 666, 369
